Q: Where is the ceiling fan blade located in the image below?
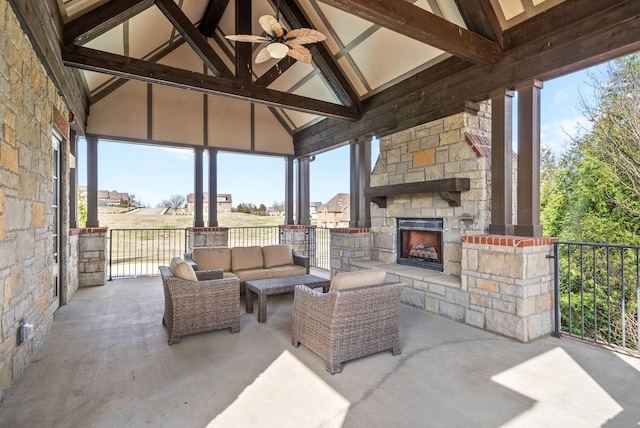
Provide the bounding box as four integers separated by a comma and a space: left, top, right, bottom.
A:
225, 35, 268, 43
259, 15, 284, 38
285, 28, 326, 45
287, 45, 312, 64
255, 47, 272, 64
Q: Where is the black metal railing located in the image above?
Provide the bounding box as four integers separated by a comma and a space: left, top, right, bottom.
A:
553, 241, 640, 353
227, 226, 280, 247
309, 227, 330, 271
108, 228, 187, 279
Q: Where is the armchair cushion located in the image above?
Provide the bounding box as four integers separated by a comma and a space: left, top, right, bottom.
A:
262, 244, 294, 268
192, 246, 231, 271
231, 246, 263, 271
329, 269, 387, 291
170, 257, 198, 282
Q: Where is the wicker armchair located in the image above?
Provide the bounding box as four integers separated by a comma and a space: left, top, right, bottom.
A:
292, 280, 404, 374
158, 266, 240, 345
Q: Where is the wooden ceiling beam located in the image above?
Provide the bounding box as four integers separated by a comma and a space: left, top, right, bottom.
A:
62, 45, 361, 121
234, 0, 253, 81
278, 0, 361, 110
199, 0, 231, 37
294, 0, 640, 155
254, 59, 296, 87
320, 0, 502, 67
64, 0, 154, 46
453, 0, 504, 49
154, 0, 234, 79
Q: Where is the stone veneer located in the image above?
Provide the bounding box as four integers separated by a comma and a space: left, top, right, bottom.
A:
369, 106, 491, 276
78, 228, 108, 287
0, 2, 72, 399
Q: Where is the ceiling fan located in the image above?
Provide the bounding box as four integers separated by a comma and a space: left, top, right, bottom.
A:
225, 15, 326, 64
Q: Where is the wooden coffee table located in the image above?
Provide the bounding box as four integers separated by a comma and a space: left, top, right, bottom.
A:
245, 274, 330, 323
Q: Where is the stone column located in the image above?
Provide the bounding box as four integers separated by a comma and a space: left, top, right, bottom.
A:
489, 89, 515, 235
329, 228, 371, 276
461, 234, 556, 342
279, 225, 310, 255
79, 228, 107, 286
514, 79, 543, 237
187, 227, 229, 252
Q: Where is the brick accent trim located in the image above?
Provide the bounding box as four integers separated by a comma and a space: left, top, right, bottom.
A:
461, 234, 558, 247
79, 228, 108, 233
329, 228, 370, 234
279, 225, 314, 229
53, 106, 70, 139
187, 227, 229, 232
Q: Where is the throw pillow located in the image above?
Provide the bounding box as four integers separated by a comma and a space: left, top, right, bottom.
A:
170, 257, 198, 282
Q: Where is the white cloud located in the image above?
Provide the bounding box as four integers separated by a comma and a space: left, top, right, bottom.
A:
541, 116, 592, 154
161, 147, 191, 161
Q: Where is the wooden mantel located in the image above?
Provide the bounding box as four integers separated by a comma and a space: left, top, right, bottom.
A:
364, 178, 470, 208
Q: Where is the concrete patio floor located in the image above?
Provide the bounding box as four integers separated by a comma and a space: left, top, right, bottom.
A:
0, 275, 639, 427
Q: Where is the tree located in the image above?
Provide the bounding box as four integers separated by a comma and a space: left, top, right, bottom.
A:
542, 54, 640, 243
78, 190, 87, 228
163, 194, 185, 214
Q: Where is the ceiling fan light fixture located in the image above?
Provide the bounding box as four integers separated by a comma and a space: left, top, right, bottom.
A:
267, 42, 289, 58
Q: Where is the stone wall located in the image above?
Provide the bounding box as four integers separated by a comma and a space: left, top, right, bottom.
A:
370, 105, 492, 275
461, 235, 556, 341
0, 2, 71, 398
279, 225, 311, 255
187, 227, 229, 251
78, 228, 107, 287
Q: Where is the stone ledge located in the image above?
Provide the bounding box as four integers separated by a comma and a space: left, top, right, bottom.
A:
351, 260, 461, 289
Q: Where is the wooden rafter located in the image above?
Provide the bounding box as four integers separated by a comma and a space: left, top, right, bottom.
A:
234, 0, 253, 81
278, 0, 361, 110
294, 0, 640, 154
454, 0, 504, 49
320, 0, 502, 67
199, 0, 231, 37
62, 45, 361, 121
154, 0, 234, 79
63, 0, 154, 46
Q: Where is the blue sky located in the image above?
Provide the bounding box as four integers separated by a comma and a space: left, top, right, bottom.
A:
78, 63, 607, 208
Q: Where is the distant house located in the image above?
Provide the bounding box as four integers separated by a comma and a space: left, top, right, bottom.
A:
186, 193, 232, 214
317, 193, 350, 228
79, 186, 131, 207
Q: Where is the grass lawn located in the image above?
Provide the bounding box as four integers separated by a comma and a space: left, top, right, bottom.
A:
98, 208, 286, 229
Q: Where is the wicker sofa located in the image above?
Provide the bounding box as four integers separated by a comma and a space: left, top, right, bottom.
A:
158, 258, 240, 345
292, 269, 404, 374
185, 244, 309, 291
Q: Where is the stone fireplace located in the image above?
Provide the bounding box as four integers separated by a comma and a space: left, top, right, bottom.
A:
397, 218, 443, 271
330, 105, 555, 343
369, 105, 493, 276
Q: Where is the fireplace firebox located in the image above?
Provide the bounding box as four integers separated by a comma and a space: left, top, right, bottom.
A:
397, 218, 444, 271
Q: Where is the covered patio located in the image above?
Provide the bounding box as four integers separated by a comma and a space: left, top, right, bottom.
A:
0, 275, 638, 427
3, 0, 640, 422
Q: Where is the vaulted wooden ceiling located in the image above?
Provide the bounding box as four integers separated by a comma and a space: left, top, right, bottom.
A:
50, 0, 640, 156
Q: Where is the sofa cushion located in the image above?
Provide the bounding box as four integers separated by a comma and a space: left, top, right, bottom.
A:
192, 246, 231, 271
170, 257, 198, 282
231, 246, 264, 271
262, 245, 294, 268
329, 269, 387, 291
235, 268, 275, 283
270, 265, 306, 278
